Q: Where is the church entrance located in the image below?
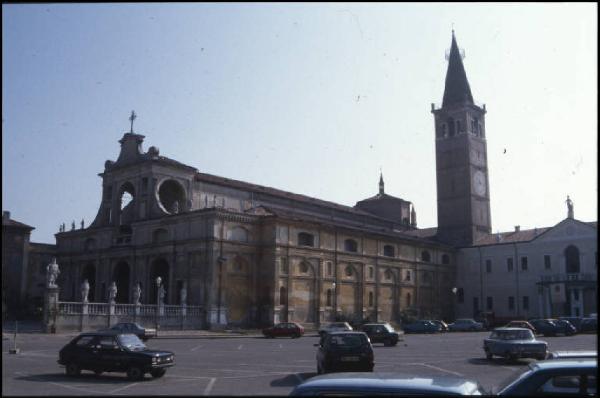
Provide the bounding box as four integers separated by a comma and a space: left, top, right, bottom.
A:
112, 262, 130, 304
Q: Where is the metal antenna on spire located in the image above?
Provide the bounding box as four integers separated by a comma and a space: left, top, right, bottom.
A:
129, 110, 137, 133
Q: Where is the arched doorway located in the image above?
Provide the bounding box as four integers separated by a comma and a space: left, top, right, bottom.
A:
82, 263, 96, 302
150, 258, 170, 304
112, 261, 130, 304
565, 245, 580, 274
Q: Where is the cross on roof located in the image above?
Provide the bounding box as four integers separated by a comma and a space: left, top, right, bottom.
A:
129, 110, 137, 133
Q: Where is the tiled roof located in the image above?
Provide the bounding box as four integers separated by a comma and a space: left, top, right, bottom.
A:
2, 217, 34, 230
356, 193, 409, 204
471, 227, 552, 246
404, 227, 438, 239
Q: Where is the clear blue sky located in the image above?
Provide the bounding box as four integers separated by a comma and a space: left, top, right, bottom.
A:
2, 3, 597, 244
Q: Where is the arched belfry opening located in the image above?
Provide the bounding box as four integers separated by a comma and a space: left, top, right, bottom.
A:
118, 182, 136, 225
157, 179, 186, 215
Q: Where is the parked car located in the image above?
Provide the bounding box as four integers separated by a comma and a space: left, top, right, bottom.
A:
360, 323, 399, 346
529, 319, 575, 337
262, 322, 304, 338
448, 319, 484, 332
579, 317, 597, 333
559, 316, 583, 332
546, 350, 597, 360
315, 331, 373, 374
430, 320, 449, 332
290, 372, 488, 396
318, 322, 353, 337
107, 322, 156, 341
58, 331, 174, 380
495, 358, 597, 395
504, 320, 537, 334
483, 328, 548, 361
402, 320, 441, 334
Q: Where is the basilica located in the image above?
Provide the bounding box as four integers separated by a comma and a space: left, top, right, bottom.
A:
4, 32, 595, 327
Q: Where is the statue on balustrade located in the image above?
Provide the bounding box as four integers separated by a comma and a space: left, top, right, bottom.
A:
180, 281, 187, 305
158, 284, 166, 305
46, 257, 60, 288
132, 282, 142, 305
108, 281, 118, 304
81, 279, 90, 303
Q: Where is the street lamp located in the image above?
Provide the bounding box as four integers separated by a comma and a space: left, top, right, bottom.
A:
155, 276, 162, 336
332, 282, 337, 320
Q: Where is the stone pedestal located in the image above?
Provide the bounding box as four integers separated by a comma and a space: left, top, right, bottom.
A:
287, 307, 295, 322
135, 304, 141, 316
109, 302, 115, 315
44, 287, 60, 333
158, 303, 165, 316
181, 304, 187, 317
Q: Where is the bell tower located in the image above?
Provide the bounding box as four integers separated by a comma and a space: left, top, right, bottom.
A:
432, 31, 492, 247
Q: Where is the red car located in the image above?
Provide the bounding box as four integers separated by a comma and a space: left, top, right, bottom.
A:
262, 322, 304, 338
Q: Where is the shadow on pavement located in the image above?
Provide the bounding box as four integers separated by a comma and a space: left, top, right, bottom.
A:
15, 372, 146, 384
270, 372, 315, 387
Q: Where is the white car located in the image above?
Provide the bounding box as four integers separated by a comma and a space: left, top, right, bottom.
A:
318, 322, 353, 336
448, 319, 484, 332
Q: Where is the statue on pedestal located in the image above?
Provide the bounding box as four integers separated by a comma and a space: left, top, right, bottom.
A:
180, 281, 187, 305
46, 258, 60, 288
158, 284, 166, 305
132, 282, 142, 305
108, 281, 118, 303
81, 279, 90, 303
172, 201, 179, 214
566, 195, 574, 219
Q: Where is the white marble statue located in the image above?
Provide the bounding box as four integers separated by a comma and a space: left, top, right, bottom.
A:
180, 281, 187, 305
81, 279, 90, 303
46, 258, 60, 288
108, 281, 118, 303
132, 282, 142, 305
158, 284, 166, 305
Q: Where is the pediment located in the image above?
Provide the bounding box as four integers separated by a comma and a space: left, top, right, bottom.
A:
533, 218, 597, 243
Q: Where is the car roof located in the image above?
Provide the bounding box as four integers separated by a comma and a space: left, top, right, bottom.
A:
529, 358, 597, 371
548, 351, 597, 358
78, 330, 124, 337
326, 331, 367, 336
492, 327, 532, 331
363, 323, 390, 326
293, 372, 482, 394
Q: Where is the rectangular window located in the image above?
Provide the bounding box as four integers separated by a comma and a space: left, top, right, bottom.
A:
523, 296, 529, 310
326, 262, 333, 276
485, 259, 492, 273
405, 270, 411, 281
369, 267, 374, 279
280, 258, 288, 274
486, 296, 493, 310
507, 258, 513, 272
544, 255, 551, 270
508, 296, 515, 310
521, 256, 528, 271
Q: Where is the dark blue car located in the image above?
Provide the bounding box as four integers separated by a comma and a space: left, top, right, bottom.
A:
529, 319, 575, 336
402, 320, 441, 334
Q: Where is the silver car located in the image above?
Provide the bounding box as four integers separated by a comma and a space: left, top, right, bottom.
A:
448, 319, 484, 332
318, 322, 353, 337
483, 328, 548, 361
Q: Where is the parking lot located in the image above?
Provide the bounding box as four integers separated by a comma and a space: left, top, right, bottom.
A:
2, 331, 596, 395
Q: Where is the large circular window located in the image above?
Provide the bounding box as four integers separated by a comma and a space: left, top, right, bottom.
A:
157, 179, 186, 214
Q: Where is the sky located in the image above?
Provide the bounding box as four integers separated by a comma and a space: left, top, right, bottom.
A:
2, 3, 597, 244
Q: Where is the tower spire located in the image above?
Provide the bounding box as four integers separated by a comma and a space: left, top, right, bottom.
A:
442, 31, 473, 108
379, 171, 384, 195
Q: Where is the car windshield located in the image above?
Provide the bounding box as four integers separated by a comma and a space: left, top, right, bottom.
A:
491, 330, 532, 340
329, 334, 366, 347
383, 324, 394, 332
117, 333, 146, 351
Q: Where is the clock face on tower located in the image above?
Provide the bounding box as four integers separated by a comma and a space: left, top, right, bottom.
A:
473, 170, 486, 196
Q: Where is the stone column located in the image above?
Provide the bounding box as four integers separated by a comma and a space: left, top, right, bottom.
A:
44, 287, 60, 333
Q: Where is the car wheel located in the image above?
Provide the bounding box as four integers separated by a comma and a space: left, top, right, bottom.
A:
485, 351, 493, 360
65, 363, 81, 377
127, 366, 144, 381
151, 369, 166, 378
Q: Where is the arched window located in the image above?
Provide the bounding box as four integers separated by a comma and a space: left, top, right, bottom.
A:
385, 269, 393, 280
279, 286, 287, 306
344, 239, 358, 253
326, 262, 333, 276
383, 245, 395, 257
345, 265, 353, 277
441, 123, 447, 138
447, 117, 455, 137
441, 254, 450, 265
298, 232, 314, 247
421, 250, 431, 262
368, 291, 374, 307
326, 289, 332, 306
565, 245, 581, 274
299, 262, 309, 273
